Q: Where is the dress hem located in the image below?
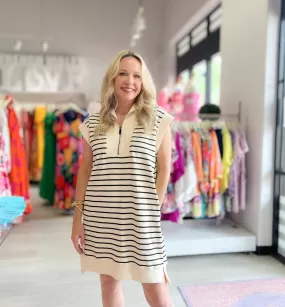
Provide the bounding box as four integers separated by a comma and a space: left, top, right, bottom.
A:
80, 254, 170, 284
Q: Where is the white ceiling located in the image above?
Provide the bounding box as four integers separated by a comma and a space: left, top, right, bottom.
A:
0, 0, 164, 56
0, 0, 210, 96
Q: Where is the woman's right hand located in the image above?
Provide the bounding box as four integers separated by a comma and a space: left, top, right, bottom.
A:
71, 218, 85, 255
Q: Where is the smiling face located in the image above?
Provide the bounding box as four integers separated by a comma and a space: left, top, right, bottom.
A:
114, 56, 143, 105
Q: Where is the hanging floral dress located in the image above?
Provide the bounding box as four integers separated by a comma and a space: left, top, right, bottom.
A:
53, 110, 85, 211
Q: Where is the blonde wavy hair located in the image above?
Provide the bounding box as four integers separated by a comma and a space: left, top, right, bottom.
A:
94, 50, 156, 137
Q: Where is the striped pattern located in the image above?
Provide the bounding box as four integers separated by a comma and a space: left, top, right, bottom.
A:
81, 107, 169, 277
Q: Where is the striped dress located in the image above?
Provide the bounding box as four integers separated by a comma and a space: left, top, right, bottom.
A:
79, 105, 174, 283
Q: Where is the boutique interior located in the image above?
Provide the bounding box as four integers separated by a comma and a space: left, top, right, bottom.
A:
1, 1, 285, 305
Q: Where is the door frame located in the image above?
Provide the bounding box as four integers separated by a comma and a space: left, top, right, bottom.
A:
272, 0, 285, 264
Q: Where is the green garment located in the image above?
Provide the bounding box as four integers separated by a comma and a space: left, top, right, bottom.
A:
39, 112, 56, 205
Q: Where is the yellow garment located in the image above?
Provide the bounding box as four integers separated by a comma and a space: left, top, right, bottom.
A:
220, 128, 233, 193
34, 106, 46, 169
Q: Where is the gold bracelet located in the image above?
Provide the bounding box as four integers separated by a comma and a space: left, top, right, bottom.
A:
73, 204, 83, 213
72, 201, 84, 211
72, 200, 84, 206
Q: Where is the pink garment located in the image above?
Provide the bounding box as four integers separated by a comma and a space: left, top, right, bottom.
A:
157, 89, 169, 109
171, 133, 185, 183
161, 133, 185, 222
169, 92, 183, 120
161, 209, 180, 223
0, 134, 11, 196
183, 91, 200, 121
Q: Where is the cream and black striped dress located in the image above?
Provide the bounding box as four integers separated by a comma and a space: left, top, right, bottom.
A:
79, 105, 174, 283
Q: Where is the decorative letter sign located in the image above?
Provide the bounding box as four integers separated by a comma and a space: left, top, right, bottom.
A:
0, 53, 86, 93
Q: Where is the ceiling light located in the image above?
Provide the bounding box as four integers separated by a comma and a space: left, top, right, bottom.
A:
42, 41, 49, 52
14, 40, 22, 51
133, 33, 141, 40
129, 4, 146, 48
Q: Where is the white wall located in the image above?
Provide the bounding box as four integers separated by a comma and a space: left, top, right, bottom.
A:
0, 0, 164, 99
220, 0, 281, 246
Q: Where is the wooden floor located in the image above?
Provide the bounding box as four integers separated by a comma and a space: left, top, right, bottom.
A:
1, 188, 285, 306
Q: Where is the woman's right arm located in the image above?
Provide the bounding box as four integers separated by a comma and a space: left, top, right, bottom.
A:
71, 139, 93, 254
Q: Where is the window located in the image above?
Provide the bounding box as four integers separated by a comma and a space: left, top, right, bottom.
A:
191, 21, 208, 47
176, 5, 222, 106
210, 52, 222, 105
192, 60, 207, 106
178, 69, 190, 87
177, 35, 190, 58
210, 6, 222, 32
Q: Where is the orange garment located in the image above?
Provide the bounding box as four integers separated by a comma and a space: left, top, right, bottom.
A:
7, 101, 32, 214
34, 106, 46, 169
208, 130, 223, 217
191, 131, 203, 218
30, 106, 46, 181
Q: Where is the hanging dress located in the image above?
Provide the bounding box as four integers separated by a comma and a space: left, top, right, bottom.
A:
54, 110, 84, 210
0, 134, 11, 197
0, 110, 11, 196
29, 106, 46, 182
208, 130, 223, 217
7, 101, 32, 215
79, 106, 174, 283
39, 112, 56, 205
191, 131, 204, 218
20, 109, 32, 164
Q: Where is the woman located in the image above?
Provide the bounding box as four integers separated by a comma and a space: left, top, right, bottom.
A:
71, 50, 174, 307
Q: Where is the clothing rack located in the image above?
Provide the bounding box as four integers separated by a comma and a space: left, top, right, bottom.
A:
9, 92, 87, 106
169, 102, 244, 229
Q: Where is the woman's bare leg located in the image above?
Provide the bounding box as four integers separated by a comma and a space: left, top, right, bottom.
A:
142, 281, 172, 307
100, 274, 124, 307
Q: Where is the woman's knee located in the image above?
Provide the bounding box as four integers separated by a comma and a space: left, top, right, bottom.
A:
142, 283, 170, 307
100, 274, 120, 293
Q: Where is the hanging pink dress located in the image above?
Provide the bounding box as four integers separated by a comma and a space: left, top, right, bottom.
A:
0, 134, 11, 196
183, 91, 200, 121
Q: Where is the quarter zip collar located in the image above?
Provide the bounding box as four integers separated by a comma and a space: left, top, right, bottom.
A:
112, 104, 136, 118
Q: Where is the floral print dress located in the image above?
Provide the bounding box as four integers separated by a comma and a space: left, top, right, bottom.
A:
53, 110, 85, 211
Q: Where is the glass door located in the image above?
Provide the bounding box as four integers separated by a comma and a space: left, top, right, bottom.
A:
273, 0, 285, 262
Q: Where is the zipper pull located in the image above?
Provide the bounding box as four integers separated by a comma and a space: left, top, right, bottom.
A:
118, 126, 122, 155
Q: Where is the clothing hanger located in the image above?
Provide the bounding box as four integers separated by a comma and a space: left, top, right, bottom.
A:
55, 101, 88, 116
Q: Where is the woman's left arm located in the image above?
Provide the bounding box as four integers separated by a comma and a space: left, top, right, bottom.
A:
156, 125, 172, 206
